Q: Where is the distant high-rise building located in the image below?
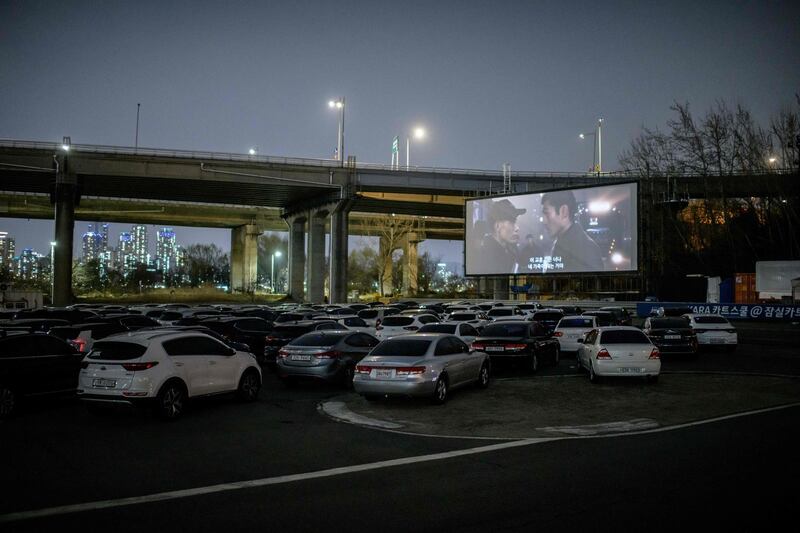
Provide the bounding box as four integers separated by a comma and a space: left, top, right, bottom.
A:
100, 223, 109, 254
0, 231, 15, 270
16, 248, 42, 281
156, 228, 178, 272
131, 225, 148, 266
117, 232, 136, 277
82, 224, 102, 264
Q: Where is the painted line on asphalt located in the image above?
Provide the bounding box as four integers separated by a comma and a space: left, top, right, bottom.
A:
3, 401, 798, 524
0, 437, 555, 524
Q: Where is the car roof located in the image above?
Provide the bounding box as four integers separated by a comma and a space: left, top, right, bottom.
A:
594, 326, 642, 332
559, 315, 593, 320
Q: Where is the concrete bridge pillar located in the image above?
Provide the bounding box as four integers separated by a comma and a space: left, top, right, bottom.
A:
230, 224, 261, 294
401, 233, 421, 296
329, 202, 351, 304
379, 236, 395, 297
307, 209, 328, 303
52, 153, 76, 306
286, 215, 306, 302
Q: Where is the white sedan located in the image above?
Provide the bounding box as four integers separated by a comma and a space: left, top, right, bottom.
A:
417, 322, 480, 346
553, 315, 597, 352
683, 314, 738, 351
577, 326, 661, 383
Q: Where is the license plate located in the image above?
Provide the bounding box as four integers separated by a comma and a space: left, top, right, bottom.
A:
92, 378, 116, 388
710, 338, 724, 344
291, 355, 312, 361
619, 367, 642, 373
373, 369, 394, 379
485, 346, 503, 352
665, 335, 681, 340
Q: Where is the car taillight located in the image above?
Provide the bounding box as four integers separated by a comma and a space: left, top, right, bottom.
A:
355, 365, 372, 374
649, 348, 660, 360
396, 366, 426, 376
471, 343, 485, 350
403, 326, 419, 331
70, 338, 87, 352
121, 362, 159, 371
596, 348, 611, 360
504, 343, 527, 350
315, 350, 342, 359
553, 331, 563, 337
277, 349, 289, 359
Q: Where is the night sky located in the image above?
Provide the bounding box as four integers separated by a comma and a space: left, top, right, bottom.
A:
2, 0, 799, 262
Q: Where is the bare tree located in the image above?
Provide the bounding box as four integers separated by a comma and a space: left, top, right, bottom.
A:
361, 215, 419, 297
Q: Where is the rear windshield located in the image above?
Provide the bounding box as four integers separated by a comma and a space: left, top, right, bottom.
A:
651, 318, 689, 328
694, 316, 730, 324
488, 309, 513, 316
275, 313, 304, 323
289, 332, 348, 346
158, 311, 182, 321
449, 313, 477, 321
418, 324, 457, 334
533, 312, 562, 321
382, 316, 414, 327
600, 330, 650, 344
88, 341, 147, 360
559, 318, 594, 328
481, 323, 528, 337
370, 339, 431, 357
358, 310, 379, 319
584, 313, 614, 325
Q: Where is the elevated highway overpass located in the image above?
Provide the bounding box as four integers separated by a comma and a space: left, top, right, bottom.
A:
2, 139, 798, 304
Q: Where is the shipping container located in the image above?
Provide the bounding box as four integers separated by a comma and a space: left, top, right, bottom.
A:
734, 273, 757, 304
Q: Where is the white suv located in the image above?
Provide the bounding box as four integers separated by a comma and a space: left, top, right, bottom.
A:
683, 313, 738, 351
77, 330, 262, 419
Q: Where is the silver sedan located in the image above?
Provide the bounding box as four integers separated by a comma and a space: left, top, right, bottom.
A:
353, 333, 491, 404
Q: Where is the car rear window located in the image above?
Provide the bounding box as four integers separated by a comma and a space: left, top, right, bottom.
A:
382, 316, 414, 327
694, 316, 730, 324
651, 318, 689, 328
600, 330, 650, 344
358, 310, 379, 319
559, 318, 594, 328
275, 313, 304, 323
271, 325, 314, 336
533, 312, 562, 321
488, 309, 513, 316
480, 323, 528, 337
418, 324, 457, 334
158, 311, 182, 321
449, 313, 477, 321
88, 341, 147, 360
289, 332, 348, 346
370, 339, 432, 357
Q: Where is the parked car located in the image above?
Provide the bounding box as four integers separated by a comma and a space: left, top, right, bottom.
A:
599, 306, 633, 326
0, 318, 70, 332
14, 307, 100, 324
263, 320, 346, 364
581, 310, 616, 327
330, 316, 374, 334
486, 307, 526, 321
47, 321, 128, 353
530, 309, 565, 334
682, 313, 738, 351
553, 315, 598, 353
376, 313, 440, 339
78, 330, 262, 419
471, 320, 560, 372
274, 311, 326, 324
417, 322, 480, 345
445, 312, 490, 332
99, 314, 162, 330
353, 334, 491, 404
516, 303, 542, 317
276, 330, 380, 387
0, 333, 83, 418
577, 327, 661, 383
357, 307, 401, 327
553, 304, 583, 315
198, 316, 274, 364
642, 317, 697, 355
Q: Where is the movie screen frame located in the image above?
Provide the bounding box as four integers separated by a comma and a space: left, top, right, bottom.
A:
464, 182, 638, 276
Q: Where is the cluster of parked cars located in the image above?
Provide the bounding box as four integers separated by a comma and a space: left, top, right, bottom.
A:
0, 299, 739, 420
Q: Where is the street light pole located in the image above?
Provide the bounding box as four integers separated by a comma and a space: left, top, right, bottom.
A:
328, 98, 345, 164
271, 251, 282, 292
50, 241, 56, 304
406, 127, 426, 170
597, 118, 603, 175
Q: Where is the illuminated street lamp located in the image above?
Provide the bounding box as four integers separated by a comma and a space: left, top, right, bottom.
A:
249, 147, 258, 156
406, 127, 426, 170
50, 241, 56, 302
579, 119, 603, 175
328, 97, 345, 164
271, 250, 282, 292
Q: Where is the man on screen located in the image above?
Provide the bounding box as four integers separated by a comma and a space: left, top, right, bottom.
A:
541, 190, 604, 272
474, 198, 526, 273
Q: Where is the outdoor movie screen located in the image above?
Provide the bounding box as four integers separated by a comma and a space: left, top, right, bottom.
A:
465, 182, 638, 276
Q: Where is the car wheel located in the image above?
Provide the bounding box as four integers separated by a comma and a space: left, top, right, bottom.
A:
0, 386, 16, 419
553, 346, 561, 365
237, 369, 261, 402
342, 364, 356, 389
477, 362, 490, 389
529, 353, 539, 374
588, 363, 600, 384
156, 382, 186, 420
431, 374, 449, 405
575, 354, 583, 372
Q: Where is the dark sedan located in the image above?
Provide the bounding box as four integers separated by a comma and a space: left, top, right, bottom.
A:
199, 317, 274, 364
642, 317, 697, 355
263, 320, 345, 365
0, 333, 83, 418
530, 309, 565, 334
471, 320, 560, 373
276, 330, 380, 387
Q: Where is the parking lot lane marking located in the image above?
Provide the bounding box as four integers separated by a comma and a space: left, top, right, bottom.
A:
538, 418, 660, 436
0, 438, 554, 524
319, 401, 404, 429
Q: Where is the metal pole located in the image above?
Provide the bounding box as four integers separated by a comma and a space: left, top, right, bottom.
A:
339, 97, 345, 166
406, 137, 410, 170
597, 118, 603, 175
135, 103, 140, 150
271, 253, 275, 292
